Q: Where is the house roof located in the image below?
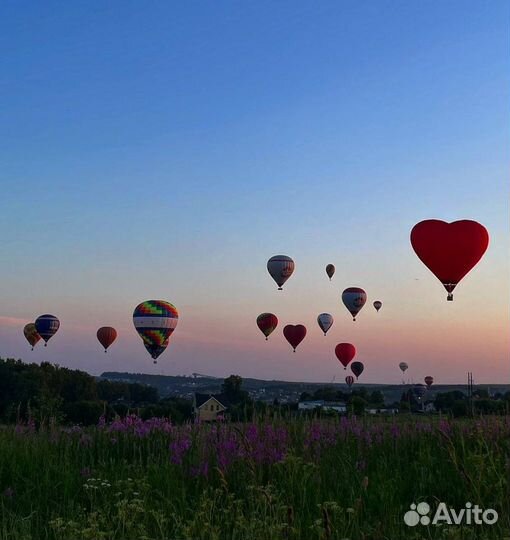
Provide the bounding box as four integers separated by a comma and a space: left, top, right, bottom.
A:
194, 393, 229, 408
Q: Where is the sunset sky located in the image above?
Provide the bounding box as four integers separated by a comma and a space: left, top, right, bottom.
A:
1, 1, 508, 384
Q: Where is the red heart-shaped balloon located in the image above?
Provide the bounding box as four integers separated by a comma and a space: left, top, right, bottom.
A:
335, 343, 356, 369
283, 324, 307, 352
410, 219, 489, 300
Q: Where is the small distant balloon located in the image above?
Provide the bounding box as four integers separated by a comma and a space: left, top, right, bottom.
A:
342, 287, 367, 321
351, 361, 364, 379
399, 362, 409, 373
410, 219, 489, 301
34, 314, 60, 346
283, 324, 306, 352
133, 300, 178, 360
23, 323, 41, 350
317, 313, 333, 336
335, 343, 356, 370
345, 375, 354, 388
97, 327, 117, 352
424, 376, 434, 388
326, 264, 335, 280
373, 300, 382, 312
267, 255, 295, 290
257, 313, 278, 341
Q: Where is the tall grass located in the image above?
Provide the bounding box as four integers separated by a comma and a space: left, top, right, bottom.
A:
0, 415, 508, 539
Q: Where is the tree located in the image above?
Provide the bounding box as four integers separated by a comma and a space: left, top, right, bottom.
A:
349, 396, 367, 416
368, 390, 384, 407
222, 375, 249, 405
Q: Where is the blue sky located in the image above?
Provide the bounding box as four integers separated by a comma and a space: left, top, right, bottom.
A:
1, 1, 508, 383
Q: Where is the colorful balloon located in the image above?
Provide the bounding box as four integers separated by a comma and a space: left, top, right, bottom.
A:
283, 324, 306, 352
351, 361, 364, 379
317, 313, 333, 336
424, 376, 434, 388
373, 300, 382, 312
23, 323, 41, 350
410, 219, 489, 301
267, 255, 295, 290
133, 300, 178, 360
257, 313, 278, 341
335, 343, 356, 370
342, 287, 367, 321
97, 327, 117, 353
345, 375, 355, 388
399, 362, 409, 373
326, 264, 335, 280
34, 314, 60, 346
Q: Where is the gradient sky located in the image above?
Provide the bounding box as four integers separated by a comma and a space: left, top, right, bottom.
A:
1, 1, 508, 384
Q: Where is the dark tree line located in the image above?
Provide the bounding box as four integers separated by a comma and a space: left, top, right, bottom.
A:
0, 358, 191, 425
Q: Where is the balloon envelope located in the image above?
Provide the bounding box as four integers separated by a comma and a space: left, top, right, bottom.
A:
283, 324, 306, 351
335, 343, 356, 369
410, 219, 489, 300
267, 255, 295, 290
373, 300, 382, 312
351, 361, 364, 379
342, 287, 367, 321
345, 375, 354, 388
326, 264, 335, 280
317, 313, 333, 336
133, 300, 178, 360
424, 376, 434, 388
23, 323, 41, 349
256, 313, 278, 340
97, 327, 117, 352
35, 314, 60, 345
399, 362, 409, 373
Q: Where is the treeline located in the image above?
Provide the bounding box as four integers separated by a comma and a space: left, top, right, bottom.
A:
0, 358, 192, 425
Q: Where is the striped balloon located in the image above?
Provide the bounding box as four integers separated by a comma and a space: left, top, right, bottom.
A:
133, 300, 178, 360
34, 314, 60, 346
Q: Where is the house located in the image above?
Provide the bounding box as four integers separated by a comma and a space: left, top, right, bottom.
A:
193, 393, 229, 422
298, 400, 324, 411
322, 401, 347, 413
365, 407, 399, 415
298, 400, 347, 414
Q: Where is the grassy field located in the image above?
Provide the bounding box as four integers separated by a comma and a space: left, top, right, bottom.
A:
0, 415, 509, 540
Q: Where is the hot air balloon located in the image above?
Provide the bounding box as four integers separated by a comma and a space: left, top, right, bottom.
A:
335, 343, 356, 370
97, 327, 117, 353
399, 362, 408, 373
345, 375, 354, 388
373, 300, 382, 312
351, 361, 364, 379
267, 255, 295, 290
23, 323, 41, 350
34, 314, 60, 346
133, 300, 178, 360
317, 313, 333, 336
424, 376, 434, 388
342, 287, 367, 321
410, 219, 489, 301
412, 384, 427, 400
283, 324, 306, 352
257, 313, 278, 341
326, 264, 335, 280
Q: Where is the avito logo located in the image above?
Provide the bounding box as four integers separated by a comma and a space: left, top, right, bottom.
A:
404, 502, 498, 526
